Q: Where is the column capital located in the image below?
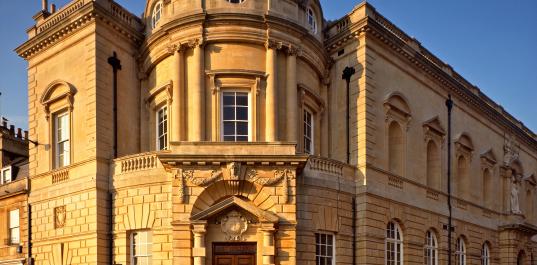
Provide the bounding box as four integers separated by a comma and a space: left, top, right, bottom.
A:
260, 222, 276, 232
192, 220, 208, 234
285, 45, 302, 56
187, 38, 204, 49
265, 39, 283, 50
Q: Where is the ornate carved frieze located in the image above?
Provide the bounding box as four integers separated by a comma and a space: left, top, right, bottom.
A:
55, 206, 66, 229
174, 162, 296, 204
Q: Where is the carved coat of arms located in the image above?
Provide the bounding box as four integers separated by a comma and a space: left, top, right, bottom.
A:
55, 206, 66, 228
220, 210, 248, 241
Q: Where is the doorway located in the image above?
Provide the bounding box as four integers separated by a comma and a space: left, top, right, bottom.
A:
213, 242, 256, 265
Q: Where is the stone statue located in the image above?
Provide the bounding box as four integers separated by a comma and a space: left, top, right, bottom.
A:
511, 173, 522, 215
504, 134, 519, 166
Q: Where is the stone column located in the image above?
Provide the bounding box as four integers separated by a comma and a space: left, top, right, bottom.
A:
189, 40, 204, 141
265, 44, 278, 141
172, 45, 185, 142
261, 223, 276, 265
285, 47, 298, 142
192, 221, 207, 265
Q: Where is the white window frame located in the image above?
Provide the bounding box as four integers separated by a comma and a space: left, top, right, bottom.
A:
131, 230, 152, 265
304, 108, 314, 154
456, 237, 466, 265
156, 105, 168, 150
1, 166, 12, 184
385, 221, 403, 265
221, 90, 251, 142
424, 230, 438, 265
9, 209, 20, 245
227, 0, 245, 3
54, 111, 70, 169
307, 7, 318, 34
481, 243, 490, 265
151, 1, 162, 29
315, 232, 335, 265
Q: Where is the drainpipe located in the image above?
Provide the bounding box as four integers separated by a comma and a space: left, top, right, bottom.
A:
27, 177, 33, 265
107, 51, 122, 159
446, 95, 453, 265
352, 196, 357, 265
342, 67, 356, 164
107, 52, 121, 265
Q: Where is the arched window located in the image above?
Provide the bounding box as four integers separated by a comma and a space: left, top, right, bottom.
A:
151, 1, 162, 29
424, 230, 438, 265
455, 237, 466, 265
389, 121, 404, 176
307, 7, 317, 34
426, 140, 441, 190
386, 221, 403, 265
481, 243, 490, 265
456, 156, 468, 198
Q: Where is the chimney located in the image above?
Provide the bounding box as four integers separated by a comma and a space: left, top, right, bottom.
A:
9, 125, 15, 135
1, 121, 6, 128
17, 128, 22, 138
42, 0, 49, 12
50, 4, 56, 13
24, 130, 28, 140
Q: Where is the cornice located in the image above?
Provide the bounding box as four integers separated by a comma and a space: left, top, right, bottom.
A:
324, 13, 536, 151
16, 1, 143, 60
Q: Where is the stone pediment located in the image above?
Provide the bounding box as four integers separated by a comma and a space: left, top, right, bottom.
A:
524, 173, 536, 187
422, 116, 445, 136
190, 196, 279, 223
480, 149, 497, 166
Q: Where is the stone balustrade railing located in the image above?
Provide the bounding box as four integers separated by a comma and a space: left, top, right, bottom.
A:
308, 156, 346, 176
51, 169, 70, 184
38, 0, 85, 33
37, 0, 142, 34
116, 152, 160, 174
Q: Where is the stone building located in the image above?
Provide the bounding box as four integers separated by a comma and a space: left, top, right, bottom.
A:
13, 0, 537, 265
0, 121, 29, 265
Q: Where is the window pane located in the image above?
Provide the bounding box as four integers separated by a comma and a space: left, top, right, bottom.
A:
236, 122, 248, 135
223, 106, 235, 120
236, 106, 248, 120
223, 122, 235, 136
10, 209, 19, 227
236, 136, 248, 142
236, 94, 248, 106
223, 94, 235, 105
10, 228, 19, 244
224, 136, 235, 141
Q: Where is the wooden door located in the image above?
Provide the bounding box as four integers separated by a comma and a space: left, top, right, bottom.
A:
214, 254, 255, 265
213, 242, 256, 265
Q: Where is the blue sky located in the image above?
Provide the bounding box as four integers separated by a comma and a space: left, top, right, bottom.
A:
0, 0, 535, 133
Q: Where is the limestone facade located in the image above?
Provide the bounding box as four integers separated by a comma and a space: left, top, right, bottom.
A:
13, 0, 537, 265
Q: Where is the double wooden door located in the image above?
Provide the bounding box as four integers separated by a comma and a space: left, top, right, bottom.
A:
213, 242, 256, 265
214, 254, 255, 265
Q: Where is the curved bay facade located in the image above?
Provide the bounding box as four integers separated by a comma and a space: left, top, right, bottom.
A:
9, 0, 537, 265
